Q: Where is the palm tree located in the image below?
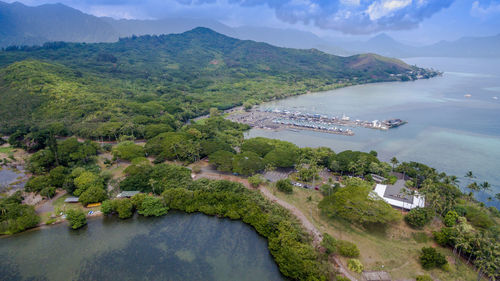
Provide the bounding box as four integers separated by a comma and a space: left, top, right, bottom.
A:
496, 193, 500, 202
390, 157, 399, 172
467, 182, 480, 201
449, 175, 460, 187
479, 181, 491, 191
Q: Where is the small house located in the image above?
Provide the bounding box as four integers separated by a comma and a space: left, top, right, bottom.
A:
373, 180, 425, 210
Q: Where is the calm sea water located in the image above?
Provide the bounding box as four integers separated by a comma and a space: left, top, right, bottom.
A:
248, 57, 500, 208
0, 213, 283, 281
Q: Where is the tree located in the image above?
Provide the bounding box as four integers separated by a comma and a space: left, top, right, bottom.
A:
264, 147, 298, 168
79, 185, 107, 206
66, 209, 87, 229
444, 210, 459, 227
137, 196, 169, 217
232, 151, 265, 176
276, 179, 293, 194
390, 157, 399, 171
209, 150, 234, 172
112, 141, 145, 161
240, 138, 274, 157
404, 207, 434, 229
419, 247, 447, 269
319, 179, 400, 225
115, 199, 134, 219
73, 171, 103, 196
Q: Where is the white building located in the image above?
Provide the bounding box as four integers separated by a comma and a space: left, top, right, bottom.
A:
373, 182, 425, 210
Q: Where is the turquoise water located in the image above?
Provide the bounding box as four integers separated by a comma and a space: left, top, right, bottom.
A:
0, 213, 283, 281
248, 57, 500, 207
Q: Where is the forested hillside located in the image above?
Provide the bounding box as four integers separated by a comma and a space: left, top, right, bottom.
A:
0, 27, 435, 143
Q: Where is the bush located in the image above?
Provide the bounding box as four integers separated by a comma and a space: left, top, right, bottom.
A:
416, 274, 433, 281
78, 185, 107, 206
405, 207, 434, 229
137, 196, 168, 217
432, 227, 454, 247
321, 233, 337, 254
337, 240, 360, 258
336, 276, 350, 281
248, 174, 264, 187
419, 247, 447, 269
347, 259, 364, 273
444, 210, 459, 227
115, 199, 134, 219
101, 200, 114, 215
276, 179, 293, 194
66, 209, 87, 229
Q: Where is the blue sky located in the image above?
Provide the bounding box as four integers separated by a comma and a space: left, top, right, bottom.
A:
6, 0, 500, 44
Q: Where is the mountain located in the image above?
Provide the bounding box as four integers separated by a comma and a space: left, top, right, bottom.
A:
0, 27, 431, 138
418, 34, 500, 57
102, 17, 237, 39
332, 33, 500, 58
0, 1, 117, 47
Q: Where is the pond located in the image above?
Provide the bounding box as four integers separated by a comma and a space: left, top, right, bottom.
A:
0, 212, 284, 281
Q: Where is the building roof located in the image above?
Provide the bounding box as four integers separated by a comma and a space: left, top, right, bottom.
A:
384, 180, 413, 204
117, 191, 141, 198
374, 183, 425, 210
64, 197, 79, 203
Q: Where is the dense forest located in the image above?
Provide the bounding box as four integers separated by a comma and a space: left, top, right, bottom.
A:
0, 28, 437, 145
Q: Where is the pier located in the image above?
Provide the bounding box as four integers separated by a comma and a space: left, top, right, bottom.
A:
226, 108, 407, 136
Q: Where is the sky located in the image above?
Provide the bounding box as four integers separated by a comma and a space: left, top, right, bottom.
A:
5, 0, 500, 44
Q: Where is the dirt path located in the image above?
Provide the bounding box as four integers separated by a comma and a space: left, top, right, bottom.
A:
35, 190, 67, 214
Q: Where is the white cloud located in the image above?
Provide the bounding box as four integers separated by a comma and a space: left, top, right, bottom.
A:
471, 0, 500, 17
367, 0, 413, 21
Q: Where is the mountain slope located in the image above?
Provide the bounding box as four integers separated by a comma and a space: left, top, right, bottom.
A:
0, 28, 434, 139
0, 1, 117, 47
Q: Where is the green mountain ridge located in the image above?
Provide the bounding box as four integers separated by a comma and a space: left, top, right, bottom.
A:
0, 27, 436, 141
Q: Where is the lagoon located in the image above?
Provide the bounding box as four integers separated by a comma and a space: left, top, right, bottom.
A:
0, 213, 283, 281
248, 57, 500, 208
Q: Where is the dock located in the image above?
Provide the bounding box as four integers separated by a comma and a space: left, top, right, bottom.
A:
226, 108, 407, 136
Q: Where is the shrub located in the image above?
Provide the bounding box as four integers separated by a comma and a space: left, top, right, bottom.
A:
66, 209, 87, 229
432, 227, 454, 247
347, 259, 364, 273
405, 207, 434, 228
276, 179, 293, 194
101, 200, 114, 215
191, 165, 201, 174
337, 240, 360, 258
248, 174, 264, 187
419, 247, 447, 269
336, 276, 350, 281
443, 210, 459, 227
321, 233, 337, 254
115, 199, 134, 219
138, 196, 169, 217
464, 206, 494, 229
416, 275, 433, 281
78, 185, 107, 206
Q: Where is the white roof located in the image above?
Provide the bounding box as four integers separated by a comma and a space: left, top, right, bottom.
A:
374, 184, 425, 210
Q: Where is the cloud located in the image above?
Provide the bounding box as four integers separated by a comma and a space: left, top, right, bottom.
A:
471, 0, 500, 17
175, 0, 455, 34
7, 0, 455, 34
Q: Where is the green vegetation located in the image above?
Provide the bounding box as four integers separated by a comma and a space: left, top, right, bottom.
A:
112, 141, 145, 161
0, 191, 40, 234
419, 247, 447, 270
0, 28, 432, 144
347, 259, 364, 273
66, 209, 87, 229
416, 275, 433, 281
276, 179, 293, 194
404, 207, 435, 229
318, 178, 401, 225
320, 233, 359, 258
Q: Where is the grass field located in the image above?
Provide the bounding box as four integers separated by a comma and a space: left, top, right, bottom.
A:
263, 183, 480, 281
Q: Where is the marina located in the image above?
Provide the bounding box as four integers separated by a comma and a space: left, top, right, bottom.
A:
226, 108, 407, 136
